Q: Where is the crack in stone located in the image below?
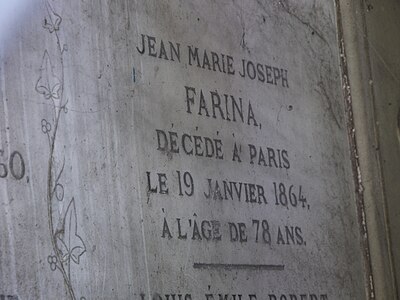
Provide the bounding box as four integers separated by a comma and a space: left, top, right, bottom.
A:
278, 0, 328, 46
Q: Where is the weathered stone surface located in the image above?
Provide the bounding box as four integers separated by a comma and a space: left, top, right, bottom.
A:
0, 1, 366, 299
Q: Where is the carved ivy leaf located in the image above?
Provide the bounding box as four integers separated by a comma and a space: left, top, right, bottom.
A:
43, 1, 62, 33
55, 198, 86, 265
35, 50, 61, 101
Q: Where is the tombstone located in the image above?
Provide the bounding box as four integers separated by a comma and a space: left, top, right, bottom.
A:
0, 1, 399, 299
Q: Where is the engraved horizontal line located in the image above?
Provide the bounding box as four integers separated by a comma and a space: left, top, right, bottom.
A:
193, 263, 285, 271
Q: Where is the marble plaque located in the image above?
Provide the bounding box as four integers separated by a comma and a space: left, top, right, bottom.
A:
0, 1, 366, 299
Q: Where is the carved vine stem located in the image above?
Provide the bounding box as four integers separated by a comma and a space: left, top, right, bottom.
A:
45, 24, 76, 300
36, 2, 87, 299
47, 120, 76, 300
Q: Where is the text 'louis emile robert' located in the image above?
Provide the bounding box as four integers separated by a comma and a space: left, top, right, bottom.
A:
136, 34, 289, 88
